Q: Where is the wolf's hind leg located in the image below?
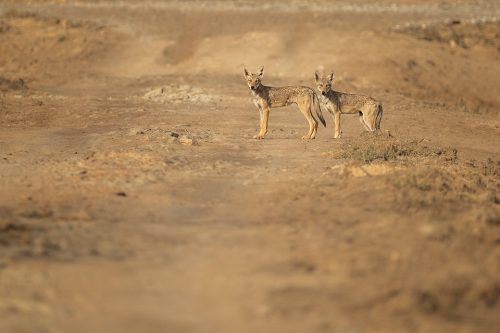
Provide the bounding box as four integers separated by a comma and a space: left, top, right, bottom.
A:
358, 112, 372, 131
298, 102, 316, 139
375, 104, 383, 130
308, 103, 319, 139
310, 120, 318, 139
334, 111, 342, 138
362, 107, 377, 131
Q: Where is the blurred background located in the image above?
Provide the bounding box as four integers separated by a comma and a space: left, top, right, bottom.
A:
0, 1, 499, 333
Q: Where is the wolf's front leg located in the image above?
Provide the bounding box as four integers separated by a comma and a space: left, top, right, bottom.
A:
255, 107, 269, 139
334, 111, 342, 138
253, 102, 263, 139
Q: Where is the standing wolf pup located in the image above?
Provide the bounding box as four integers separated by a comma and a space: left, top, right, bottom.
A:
244, 66, 325, 139
315, 71, 383, 138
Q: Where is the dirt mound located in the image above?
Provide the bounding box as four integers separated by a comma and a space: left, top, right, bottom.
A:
329, 163, 401, 177
133, 128, 199, 145
143, 85, 216, 104
387, 17, 499, 115
0, 77, 26, 91
394, 19, 500, 50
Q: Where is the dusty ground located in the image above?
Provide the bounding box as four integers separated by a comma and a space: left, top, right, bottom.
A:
0, 1, 499, 332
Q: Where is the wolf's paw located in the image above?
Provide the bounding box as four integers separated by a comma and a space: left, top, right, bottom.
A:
253, 135, 265, 140
301, 135, 311, 140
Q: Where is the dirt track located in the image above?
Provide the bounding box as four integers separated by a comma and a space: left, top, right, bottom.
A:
1, 1, 499, 332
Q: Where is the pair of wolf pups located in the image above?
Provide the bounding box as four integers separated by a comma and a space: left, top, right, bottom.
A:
243, 66, 383, 140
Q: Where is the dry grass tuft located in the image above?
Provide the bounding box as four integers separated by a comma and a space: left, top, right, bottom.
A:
329, 131, 457, 164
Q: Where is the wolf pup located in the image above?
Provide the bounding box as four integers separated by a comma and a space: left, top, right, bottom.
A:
315, 71, 383, 138
244, 66, 325, 139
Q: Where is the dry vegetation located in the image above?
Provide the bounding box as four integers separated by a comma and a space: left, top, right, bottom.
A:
326, 131, 457, 163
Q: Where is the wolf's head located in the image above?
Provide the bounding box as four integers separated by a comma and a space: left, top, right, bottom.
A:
243, 66, 264, 91
314, 71, 335, 96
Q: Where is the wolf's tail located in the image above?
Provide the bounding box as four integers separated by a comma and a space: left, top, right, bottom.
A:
375, 103, 383, 130
312, 92, 326, 127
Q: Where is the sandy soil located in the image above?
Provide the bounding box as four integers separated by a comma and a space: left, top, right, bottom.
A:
0, 1, 499, 332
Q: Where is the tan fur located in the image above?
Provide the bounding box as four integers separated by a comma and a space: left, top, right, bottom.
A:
315, 71, 383, 138
244, 66, 325, 140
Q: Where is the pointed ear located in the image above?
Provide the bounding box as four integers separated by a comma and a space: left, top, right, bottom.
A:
258, 66, 264, 79
314, 71, 321, 83
243, 67, 250, 79
327, 71, 335, 82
